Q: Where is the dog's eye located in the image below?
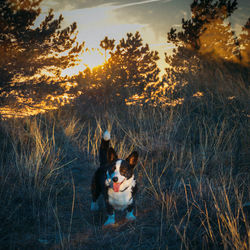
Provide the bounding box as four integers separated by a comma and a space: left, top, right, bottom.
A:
120, 167, 129, 177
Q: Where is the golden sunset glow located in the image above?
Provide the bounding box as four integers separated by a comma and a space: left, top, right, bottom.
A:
1, 0, 249, 120
61, 48, 107, 77
0, 92, 77, 119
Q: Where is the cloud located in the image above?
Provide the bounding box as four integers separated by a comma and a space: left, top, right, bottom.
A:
112, 0, 191, 39
42, 0, 163, 12
54, 5, 146, 48
110, 0, 166, 10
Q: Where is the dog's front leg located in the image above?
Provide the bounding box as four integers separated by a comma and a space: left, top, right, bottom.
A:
126, 203, 136, 221
104, 200, 115, 226
126, 184, 137, 220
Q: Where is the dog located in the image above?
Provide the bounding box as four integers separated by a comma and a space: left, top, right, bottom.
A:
91, 131, 139, 226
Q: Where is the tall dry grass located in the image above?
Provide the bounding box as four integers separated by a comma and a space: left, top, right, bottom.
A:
0, 90, 249, 249
0, 112, 84, 248
81, 91, 249, 249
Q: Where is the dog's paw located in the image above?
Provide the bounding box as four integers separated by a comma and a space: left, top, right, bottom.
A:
91, 201, 99, 211
103, 214, 115, 226
126, 210, 136, 221
103, 131, 110, 141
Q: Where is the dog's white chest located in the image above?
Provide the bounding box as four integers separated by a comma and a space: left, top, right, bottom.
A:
108, 185, 134, 211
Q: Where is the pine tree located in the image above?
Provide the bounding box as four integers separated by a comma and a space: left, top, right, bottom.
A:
111, 32, 160, 96
0, 0, 84, 107
168, 0, 238, 49
163, 0, 243, 100
76, 32, 160, 105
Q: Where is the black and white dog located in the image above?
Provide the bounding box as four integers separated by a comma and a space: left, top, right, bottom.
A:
91, 131, 139, 226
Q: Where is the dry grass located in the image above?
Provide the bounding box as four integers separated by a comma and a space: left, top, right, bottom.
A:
0, 91, 249, 249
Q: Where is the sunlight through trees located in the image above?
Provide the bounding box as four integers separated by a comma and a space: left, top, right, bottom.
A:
0, 0, 84, 108
0, 0, 249, 117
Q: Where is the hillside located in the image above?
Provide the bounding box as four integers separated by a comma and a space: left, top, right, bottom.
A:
0, 95, 249, 249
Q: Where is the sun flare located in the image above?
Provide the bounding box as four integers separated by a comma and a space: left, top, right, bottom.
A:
61, 48, 106, 77
83, 48, 107, 69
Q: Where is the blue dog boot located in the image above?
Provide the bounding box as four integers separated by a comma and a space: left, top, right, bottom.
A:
126, 210, 136, 221
104, 214, 115, 226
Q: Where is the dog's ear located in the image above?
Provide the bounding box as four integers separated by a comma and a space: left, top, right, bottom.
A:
126, 151, 138, 168
107, 147, 117, 163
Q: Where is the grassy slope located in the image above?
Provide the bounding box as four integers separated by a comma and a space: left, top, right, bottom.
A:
0, 95, 249, 249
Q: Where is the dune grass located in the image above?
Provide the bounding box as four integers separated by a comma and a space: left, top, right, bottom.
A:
0, 91, 249, 249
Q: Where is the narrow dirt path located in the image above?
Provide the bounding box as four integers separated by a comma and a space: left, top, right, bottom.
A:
30, 130, 168, 250
47, 153, 159, 250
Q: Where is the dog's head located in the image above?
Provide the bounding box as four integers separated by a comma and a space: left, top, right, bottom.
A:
105, 148, 138, 192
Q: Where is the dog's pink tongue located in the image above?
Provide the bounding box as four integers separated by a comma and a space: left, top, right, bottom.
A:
113, 182, 121, 192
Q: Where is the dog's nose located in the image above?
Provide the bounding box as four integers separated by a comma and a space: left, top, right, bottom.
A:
112, 177, 118, 183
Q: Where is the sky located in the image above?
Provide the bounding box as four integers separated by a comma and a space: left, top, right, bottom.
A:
37, 0, 250, 74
